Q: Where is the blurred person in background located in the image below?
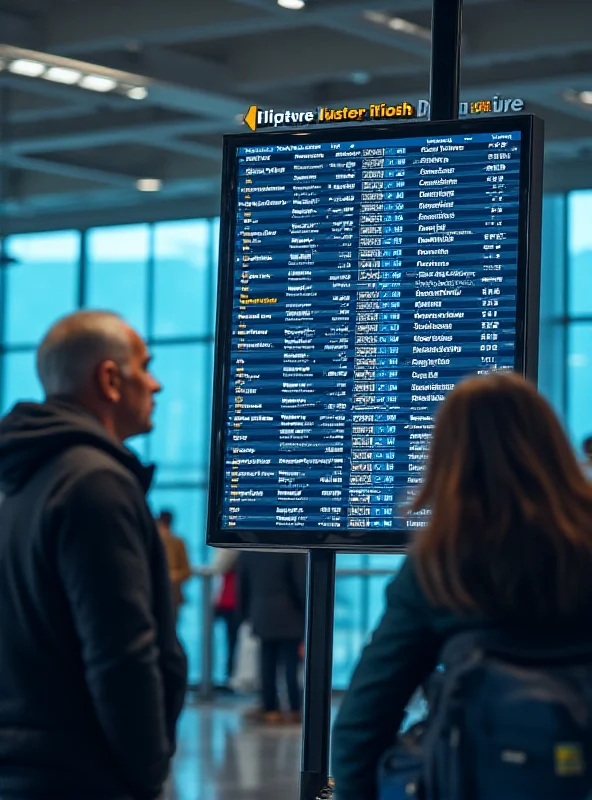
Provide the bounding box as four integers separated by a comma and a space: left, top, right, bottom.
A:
332, 372, 592, 800
239, 551, 307, 724
0, 310, 187, 800
157, 509, 192, 625
210, 548, 240, 686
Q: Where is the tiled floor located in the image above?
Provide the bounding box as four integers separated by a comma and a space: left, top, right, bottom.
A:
167, 692, 424, 799
167, 699, 303, 800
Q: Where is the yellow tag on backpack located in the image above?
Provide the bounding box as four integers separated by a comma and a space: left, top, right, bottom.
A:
555, 743, 585, 776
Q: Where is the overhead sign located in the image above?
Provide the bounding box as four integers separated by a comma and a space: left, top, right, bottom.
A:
243, 96, 526, 131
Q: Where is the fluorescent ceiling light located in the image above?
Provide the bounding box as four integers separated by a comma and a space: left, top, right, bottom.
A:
277, 0, 305, 9
8, 58, 45, 77
364, 10, 431, 41
388, 17, 407, 30
136, 178, 162, 192
1, 45, 149, 99
45, 66, 81, 84
387, 16, 431, 40
579, 91, 592, 105
126, 86, 148, 100
79, 74, 117, 92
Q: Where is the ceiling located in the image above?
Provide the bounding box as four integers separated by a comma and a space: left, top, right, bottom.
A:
1, 0, 592, 233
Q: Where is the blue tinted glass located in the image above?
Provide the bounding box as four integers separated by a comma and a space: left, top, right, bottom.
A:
5, 231, 80, 346
148, 487, 207, 684
86, 225, 149, 336
568, 191, 592, 316
2, 350, 43, 413
539, 195, 566, 414
368, 574, 392, 629
368, 553, 405, 571
126, 434, 148, 461
333, 575, 364, 689
567, 324, 592, 450
150, 343, 213, 483
153, 220, 212, 338
336, 554, 365, 569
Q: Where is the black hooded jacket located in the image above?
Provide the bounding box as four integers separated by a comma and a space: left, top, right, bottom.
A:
0, 399, 187, 800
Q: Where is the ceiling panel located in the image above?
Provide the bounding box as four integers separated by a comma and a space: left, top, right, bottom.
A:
0, 0, 590, 230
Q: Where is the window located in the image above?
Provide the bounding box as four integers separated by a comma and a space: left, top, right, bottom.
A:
86, 224, 150, 337
567, 190, 592, 452
1, 351, 43, 414
568, 192, 592, 316
538, 195, 566, 412
153, 220, 214, 339
567, 324, 592, 450
149, 343, 213, 485
4, 230, 80, 346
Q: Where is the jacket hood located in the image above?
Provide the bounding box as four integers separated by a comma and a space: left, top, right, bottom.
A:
0, 398, 154, 495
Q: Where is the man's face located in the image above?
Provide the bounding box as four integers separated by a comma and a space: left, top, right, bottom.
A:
116, 330, 162, 440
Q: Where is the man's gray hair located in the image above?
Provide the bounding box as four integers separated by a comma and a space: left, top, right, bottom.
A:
37, 310, 133, 397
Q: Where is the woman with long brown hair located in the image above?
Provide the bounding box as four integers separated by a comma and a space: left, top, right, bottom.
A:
332, 372, 592, 800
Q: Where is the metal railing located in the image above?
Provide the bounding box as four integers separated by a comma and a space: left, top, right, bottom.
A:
191, 566, 397, 701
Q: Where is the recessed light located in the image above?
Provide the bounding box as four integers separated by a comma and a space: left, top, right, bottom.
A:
136, 178, 162, 192
277, 0, 305, 9
579, 91, 592, 105
126, 86, 148, 100
79, 74, 117, 92
8, 59, 45, 77
45, 66, 82, 85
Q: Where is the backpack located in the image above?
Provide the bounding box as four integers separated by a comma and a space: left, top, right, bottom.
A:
378, 631, 592, 800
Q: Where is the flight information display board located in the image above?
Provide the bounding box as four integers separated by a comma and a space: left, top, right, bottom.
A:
208, 115, 543, 550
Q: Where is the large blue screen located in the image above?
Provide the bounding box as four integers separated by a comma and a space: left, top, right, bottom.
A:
208, 117, 542, 547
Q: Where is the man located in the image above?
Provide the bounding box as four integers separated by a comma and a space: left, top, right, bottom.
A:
156, 509, 192, 624
238, 551, 306, 724
0, 310, 187, 800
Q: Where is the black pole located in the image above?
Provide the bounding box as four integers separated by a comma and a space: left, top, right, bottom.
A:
0, 88, 9, 266
429, 0, 463, 122
0, 88, 10, 402
300, 549, 336, 800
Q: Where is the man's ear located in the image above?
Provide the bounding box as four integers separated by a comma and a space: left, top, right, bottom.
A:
96, 360, 122, 403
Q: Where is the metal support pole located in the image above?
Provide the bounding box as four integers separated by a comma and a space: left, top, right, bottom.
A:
0, 88, 11, 395
200, 571, 214, 701
429, 0, 463, 121
300, 549, 336, 800
0, 88, 10, 265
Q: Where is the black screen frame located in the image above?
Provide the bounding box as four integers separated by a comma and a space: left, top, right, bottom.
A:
207, 114, 544, 552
